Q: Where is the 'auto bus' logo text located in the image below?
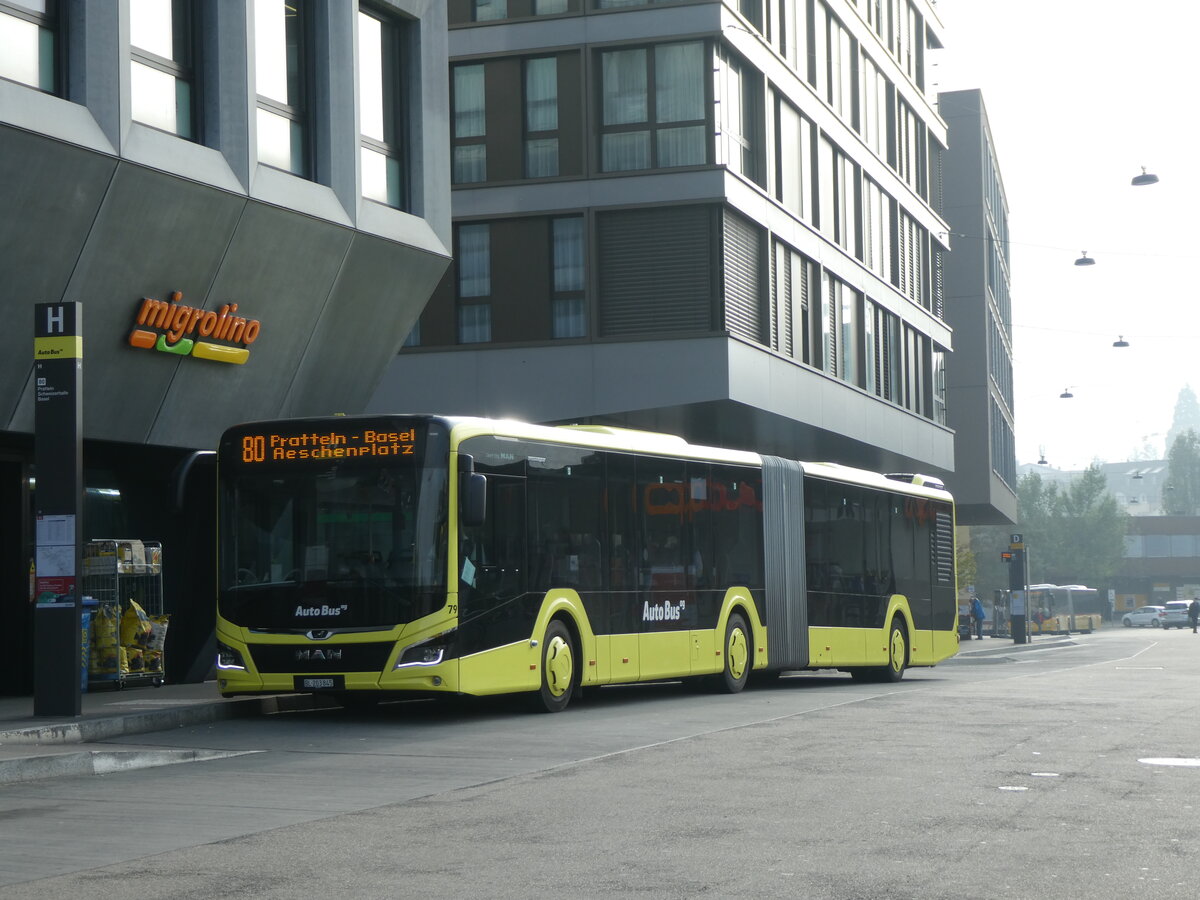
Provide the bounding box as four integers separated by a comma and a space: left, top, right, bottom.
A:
128, 291, 261, 365
295, 605, 349, 617
643, 599, 686, 622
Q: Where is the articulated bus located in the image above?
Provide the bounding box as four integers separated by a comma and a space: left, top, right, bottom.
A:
215, 415, 958, 712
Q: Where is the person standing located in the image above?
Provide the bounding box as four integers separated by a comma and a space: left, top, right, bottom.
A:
971, 594, 986, 640
1188, 596, 1200, 634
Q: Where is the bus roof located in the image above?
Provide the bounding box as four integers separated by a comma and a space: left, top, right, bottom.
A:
225, 413, 952, 502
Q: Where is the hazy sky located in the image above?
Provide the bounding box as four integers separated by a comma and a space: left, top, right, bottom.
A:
932, 0, 1199, 470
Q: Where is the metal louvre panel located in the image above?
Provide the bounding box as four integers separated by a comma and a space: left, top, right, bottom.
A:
597, 206, 713, 336
934, 509, 955, 585
723, 208, 764, 341
761, 456, 807, 669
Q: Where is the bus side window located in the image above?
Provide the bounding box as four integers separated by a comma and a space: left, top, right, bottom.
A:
606, 453, 637, 593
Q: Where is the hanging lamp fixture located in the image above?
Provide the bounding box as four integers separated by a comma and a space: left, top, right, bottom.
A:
1074, 251, 1095, 267
1131, 166, 1159, 186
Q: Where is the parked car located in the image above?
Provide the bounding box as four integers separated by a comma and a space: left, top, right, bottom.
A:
1122, 605, 1166, 628
1162, 600, 1192, 629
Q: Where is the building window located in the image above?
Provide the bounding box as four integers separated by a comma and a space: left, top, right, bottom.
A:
597, 205, 714, 337
893, 98, 927, 198
129, 0, 195, 139
452, 63, 486, 183
818, 136, 856, 251
599, 41, 706, 173
868, 302, 902, 403
895, 210, 927, 308
820, 274, 858, 386
770, 239, 813, 365
772, 0, 808, 74
458, 305, 492, 343
715, 46, 762, 185
859, 55, 886, 158
458, 224, 491, 297
473, 0, 507, 19
932, 348, 946, 426
359, 8, 407, 208
551, 217, 585, 338
255, 0, 308, 176
524, 56, 559, 178
457, 224, 491, 343
862, 178, 891, 280
0, 0, 57, 93
834, 153, 857, 254
826, 10, 853, 121
775, 99, 813, 223
597, 0, 673, 7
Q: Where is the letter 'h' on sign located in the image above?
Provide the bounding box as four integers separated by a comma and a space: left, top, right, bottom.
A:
33, 302, 84, 717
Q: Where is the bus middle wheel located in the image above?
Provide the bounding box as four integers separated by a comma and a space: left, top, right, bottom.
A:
716, 612, 751, 694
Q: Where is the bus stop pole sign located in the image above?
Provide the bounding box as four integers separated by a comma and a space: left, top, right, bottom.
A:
33, 302, 84, 717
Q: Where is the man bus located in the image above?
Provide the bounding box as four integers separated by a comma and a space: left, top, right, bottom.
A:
215, 415, 958, 712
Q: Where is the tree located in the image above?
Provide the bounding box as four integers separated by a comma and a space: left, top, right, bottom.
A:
1166, 386, 1200, 453
955, 530, 977, 596
1163, 429, 1200, 515
1014, 467, 1125, 589
966, 525, 1011, 599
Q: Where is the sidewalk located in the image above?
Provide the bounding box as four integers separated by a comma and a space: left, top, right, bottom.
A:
0, 681, 331, 785
953, 632, 1078, 656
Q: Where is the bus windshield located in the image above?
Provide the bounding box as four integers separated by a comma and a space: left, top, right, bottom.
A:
218, 419, 449, 630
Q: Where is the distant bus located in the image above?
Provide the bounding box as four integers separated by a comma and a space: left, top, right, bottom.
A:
1026, 584, 1103, 632
215, 415, 958, 712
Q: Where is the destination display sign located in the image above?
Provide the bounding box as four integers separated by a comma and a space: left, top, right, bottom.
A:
225, 421, 424, 466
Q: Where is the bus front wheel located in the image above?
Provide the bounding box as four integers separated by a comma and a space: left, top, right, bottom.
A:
533, 619, 576, 713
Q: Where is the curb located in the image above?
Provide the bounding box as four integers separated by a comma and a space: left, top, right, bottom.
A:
0, 692, 336, 746
0, 748, 259, 785
954, 636, 1077, 657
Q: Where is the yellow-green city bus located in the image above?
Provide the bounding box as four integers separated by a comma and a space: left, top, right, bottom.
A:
215, 414, 958, 711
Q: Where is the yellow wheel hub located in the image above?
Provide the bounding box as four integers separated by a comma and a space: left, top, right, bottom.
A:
545, 635, 573, 698
889, 629, 906, 672
727, 626, 748, 680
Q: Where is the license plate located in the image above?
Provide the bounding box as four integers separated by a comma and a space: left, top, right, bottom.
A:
295, 675, 344, 691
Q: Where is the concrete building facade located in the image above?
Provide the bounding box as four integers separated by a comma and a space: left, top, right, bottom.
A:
939, 89, 1016, 524
371, 0, 958, 479
0, 0, 451, 690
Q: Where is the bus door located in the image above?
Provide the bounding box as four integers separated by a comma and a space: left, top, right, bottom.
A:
635, 457, 694, 680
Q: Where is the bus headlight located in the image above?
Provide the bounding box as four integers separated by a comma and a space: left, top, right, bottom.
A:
216, 641, 247, 671
394, 640, 445, 669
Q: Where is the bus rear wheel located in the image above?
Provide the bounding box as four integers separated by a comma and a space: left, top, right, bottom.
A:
533, 619, 576, 713
880, 619, 908, 683
715, 612, 751, 694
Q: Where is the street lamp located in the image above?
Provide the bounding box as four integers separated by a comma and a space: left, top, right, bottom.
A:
1113, 335, 1130, 347
1131, 167, 1159, 186
1074, 251, 1096, 266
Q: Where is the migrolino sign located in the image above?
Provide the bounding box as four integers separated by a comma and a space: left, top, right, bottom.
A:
128, 291, 261, 365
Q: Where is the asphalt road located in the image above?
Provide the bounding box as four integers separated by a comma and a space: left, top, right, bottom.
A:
2, 628, 1199, 899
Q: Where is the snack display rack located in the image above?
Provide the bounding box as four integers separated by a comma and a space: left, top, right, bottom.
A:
81, 539, 167, 689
